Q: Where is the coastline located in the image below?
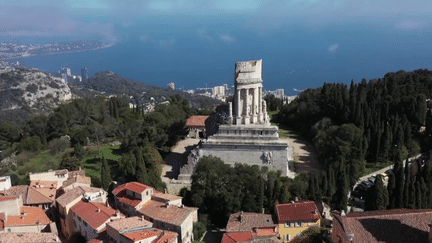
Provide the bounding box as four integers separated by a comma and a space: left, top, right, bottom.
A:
0, 42, 116, 61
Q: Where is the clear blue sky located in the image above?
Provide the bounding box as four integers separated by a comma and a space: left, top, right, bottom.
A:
1, 0, 432, 92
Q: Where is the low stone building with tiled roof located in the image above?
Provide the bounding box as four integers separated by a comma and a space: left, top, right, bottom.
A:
186, 115, 209, 138
275, 201, 321, 242
332, 208, 432, 243
3, 206, 52, 233
29, 167, 88, 189
113, 182, 198, 243
226, 212, 278, 233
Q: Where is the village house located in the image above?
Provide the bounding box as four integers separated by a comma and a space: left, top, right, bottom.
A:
106, 216, 178, 243
113, 182, 198, 243
332, 208, 432, 243
56, 185, 108, 238
223, 211, 279, 243
29, 168, 88, 189
70, 200, 123, 241
0, 175, 12, 191
275, 201, 321, 242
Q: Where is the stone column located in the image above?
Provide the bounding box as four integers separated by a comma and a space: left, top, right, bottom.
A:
244, 89, 250, 125
252, 87, 258, 124
258, 86, 263, 123
228, 102, 233, 125
236, 89, 242, 125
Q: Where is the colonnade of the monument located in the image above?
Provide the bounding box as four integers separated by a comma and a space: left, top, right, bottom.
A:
229, 85, 265, 125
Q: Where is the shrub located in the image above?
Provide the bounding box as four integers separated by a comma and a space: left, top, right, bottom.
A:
16, 151, 37, 166
16, 136, 44, 152
60, 152, 81, 171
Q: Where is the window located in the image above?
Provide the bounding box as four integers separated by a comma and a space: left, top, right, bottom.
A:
284, 222, 289, 228
300, 221, 304, 227
83, 221, 88, 227
308, 220, 312, 226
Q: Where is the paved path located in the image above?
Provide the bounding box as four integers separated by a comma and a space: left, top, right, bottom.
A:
354, 153, 422, 188
282, 129, 322, 175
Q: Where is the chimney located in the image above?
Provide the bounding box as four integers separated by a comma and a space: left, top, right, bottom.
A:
97, 208, 101, 213
239, 211, 244, 222
347, 233, 354, 241
294, 197, 299, 202
141, 215, 145, 221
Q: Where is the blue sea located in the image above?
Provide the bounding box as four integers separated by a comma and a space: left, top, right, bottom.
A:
7, 24, 432, 95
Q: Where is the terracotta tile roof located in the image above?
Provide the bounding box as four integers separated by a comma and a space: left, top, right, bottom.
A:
222, 232, 253, 243
123, 228, 161, 242
251, 227, 278, 237
0, 232, 60, 242
54, 169, 68, 176
152, 191, 182, 202
4, 206, 50, 227
107, 216, 152, 233
0, 196, 15, 202
26, 187, 54, 205
27, 181, 57, 204
153, 230, 178, 243
114, 188, 143, 208
138, 200, 197, 226
275, 201, 321, 222
113, 182, 153, 195
186, 115, 209, 127
335, 208, 432, 243
0, 185, 28, 203
70, 200, 117, 230
61, 175, 91, 188
226, 212, 277, 233
56, 186, 85, 207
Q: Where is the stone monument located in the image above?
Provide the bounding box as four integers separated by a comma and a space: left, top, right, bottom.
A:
179, 60, 294, 180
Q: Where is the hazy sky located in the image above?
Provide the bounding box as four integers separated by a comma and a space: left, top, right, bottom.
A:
1, 1, 432, 91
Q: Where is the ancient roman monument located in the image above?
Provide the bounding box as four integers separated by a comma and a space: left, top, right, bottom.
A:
179, 60, 294, 180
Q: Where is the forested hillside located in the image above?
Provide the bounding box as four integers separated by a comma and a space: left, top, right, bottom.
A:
75, 71, 220, 109
0, 94, 197, 190
273, 69, 432, 211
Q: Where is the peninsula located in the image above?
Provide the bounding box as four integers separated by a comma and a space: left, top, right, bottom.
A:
0, 40, 114, 60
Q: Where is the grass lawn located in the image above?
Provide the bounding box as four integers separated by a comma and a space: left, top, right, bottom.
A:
81, 143, 122, 188
268, 110, 290, 138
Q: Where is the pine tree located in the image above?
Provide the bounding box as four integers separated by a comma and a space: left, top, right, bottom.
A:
101, 156, 112, 190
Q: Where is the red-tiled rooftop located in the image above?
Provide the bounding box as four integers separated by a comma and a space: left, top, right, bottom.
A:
113, 182, 153, 195
335, 208, 432, 243
5, 206, 50, 227
0, 185, 29, 203
123, 228, 161, 242
0, 196, 15, 202
152, 190, 182, 202
70, 200, 117, 229
222, 232, 253, 243
138, 200, 197, 226
56, 186, 85, 207
186, 115, 209, 127
114, 189, 143, 208
226, 212, 277, 233
0, 232, 60, 242
107, 216, 152, 233
276, 201, 321, 222
154, 231, 178, 243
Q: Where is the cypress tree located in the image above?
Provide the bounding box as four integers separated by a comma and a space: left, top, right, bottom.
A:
416, 181, 422, 209
135, 147, 149, 184
366, 175, 388, 211
101, 156, 112, 190
420, 177, 428, 208
321, 172, 328, 199
328, 167, 336, 198
387, 172, 396, 209
403, 161, 411, 207
74, 143, 84, 160
394, 151, 405, 208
